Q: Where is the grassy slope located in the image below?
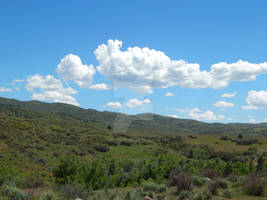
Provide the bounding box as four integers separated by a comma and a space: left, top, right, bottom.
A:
1, 96, 267, 136
0, 97, 267, 199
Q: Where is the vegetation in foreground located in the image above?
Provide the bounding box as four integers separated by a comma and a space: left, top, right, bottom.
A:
0, 97, 266, 199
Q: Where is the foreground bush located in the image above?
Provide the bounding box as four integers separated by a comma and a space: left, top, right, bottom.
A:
201, 168, 218, 180
55, 183, 91, 199
0, 166, 17, 186
172, 172, 193, 193
243, 173, 264, 196
40, 190, 57, 200
207, 181, 219, 195
223, 189, 233, 198
178, 190, 192, 200
20, 173, 43, 189
0, 185, 26, 200
192, 190, 212, 200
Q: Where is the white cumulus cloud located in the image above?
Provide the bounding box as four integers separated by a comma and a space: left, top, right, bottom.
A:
221, 92, 237, 98
93, 39, 267, 94
175, 107, 223, 121
168, 114, 180, 118
26, 74, 79, 106
165, 92, 175, 96
242, 90, 267, 109
188, 109, 220, 121
88, 83, 111, 90
106, 101, 123, 109
213, 101, 235, 108
56, 54, 96, 88
124, 98, 151, 108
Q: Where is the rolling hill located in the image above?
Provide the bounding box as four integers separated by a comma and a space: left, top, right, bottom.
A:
0, 96, 267, 136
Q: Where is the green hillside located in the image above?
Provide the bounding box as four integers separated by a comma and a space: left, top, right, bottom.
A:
1, 97, 267, 136
0, 97, 266, 199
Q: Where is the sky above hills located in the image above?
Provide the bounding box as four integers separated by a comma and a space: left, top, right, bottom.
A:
1, 0, 267, 123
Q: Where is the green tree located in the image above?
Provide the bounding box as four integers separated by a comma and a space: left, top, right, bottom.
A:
53, 156, 79, 184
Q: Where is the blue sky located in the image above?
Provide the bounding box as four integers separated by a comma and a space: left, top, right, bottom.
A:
1, 0, 267, 123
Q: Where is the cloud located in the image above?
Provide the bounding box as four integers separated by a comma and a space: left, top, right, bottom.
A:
221, 92, 237, 98
168, 114, 180, 118
56, 54, 96, 88
188, 109, 221, 121
88, 83, 111, 90
124, 98, 151, 108
249, 118, 256, 123
165, 92, 175, 96
0, 87, 12, 92
105, 98, 151, 109
242, 90, 267, 109
93, 39, 267, 94
26, 74, 79, 106
106, 101, 123, 109
175, 107, 223, 121
213, 101, 235, 108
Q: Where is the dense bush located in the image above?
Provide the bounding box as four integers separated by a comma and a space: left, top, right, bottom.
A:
94, 144, 110, 152
193, 176, 206, 186
207, 181, 219, 195
192, 190, 212, 200
0, 185, 26, 200
53, 156, 79, 184
55, 184, 91, 199
201, 168, 218, 180
223, 189, 233, 198
20, 173, 43, 188
236, 139, 258, 145
178, 190, 192, 200
143, 183, 157, 192
0, 167, 17, 187
173, 172, 193, 193
217, 179, 229, 189
40, 190, 57, 200
243, 173, 264, 196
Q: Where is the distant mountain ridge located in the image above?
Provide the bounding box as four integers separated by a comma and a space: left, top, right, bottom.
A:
0, 96, 267, 136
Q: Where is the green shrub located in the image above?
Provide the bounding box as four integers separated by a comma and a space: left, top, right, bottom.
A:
193, 176, 206, 186
175, 173, 193, 193
228, 175, 238, 183
53, 156, 79, 184
123, 191, 131, 200
243, 173, 264, 196
143, 182, 157, 192
20, 173, 43, 189
1, 185, 26, 200
207, 181, 219, 195
0, 166, 17, 186
40, 190, 57, 200
217, 179, 228, 189
192, 191, 212, 200
223, 189, 233, 198
178, 190, 192, 200
55, 184, 91, 199
156, 193, 166, 200
156, 184, 167, 193
201, 168, 218, 180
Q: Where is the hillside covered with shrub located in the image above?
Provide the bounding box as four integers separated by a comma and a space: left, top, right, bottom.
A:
0, 97, 266, 199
